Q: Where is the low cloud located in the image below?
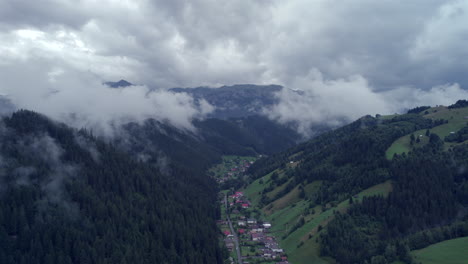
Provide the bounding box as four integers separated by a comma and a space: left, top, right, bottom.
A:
0, 58, 214, 136
265, 70, 468, 136
1, 1, 467, 137
0, 123, 80, 215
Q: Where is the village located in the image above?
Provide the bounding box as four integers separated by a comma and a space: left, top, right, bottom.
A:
213, 156, 288, 264
212, 157, 255, 184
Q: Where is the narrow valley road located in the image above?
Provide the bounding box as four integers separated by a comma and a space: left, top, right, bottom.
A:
225, 194, 242, 264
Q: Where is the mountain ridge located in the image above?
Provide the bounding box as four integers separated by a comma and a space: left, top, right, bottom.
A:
235, 102, 468, 264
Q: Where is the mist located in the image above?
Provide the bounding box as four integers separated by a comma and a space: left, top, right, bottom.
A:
265, 70, 468, 136
1, 0, 468, 136
0, 60, 214, 136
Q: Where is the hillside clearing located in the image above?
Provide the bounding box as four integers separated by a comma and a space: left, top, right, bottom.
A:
412, 237, 468, 264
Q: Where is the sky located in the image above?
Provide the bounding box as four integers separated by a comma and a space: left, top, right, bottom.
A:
1, 0, 468, 134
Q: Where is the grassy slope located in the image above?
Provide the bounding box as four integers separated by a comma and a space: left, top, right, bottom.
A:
411, 237, 468, 264
242, 175, 393, 264
243, 171, 273, 205
285, 181, 393, 264
386, 106, 468, 159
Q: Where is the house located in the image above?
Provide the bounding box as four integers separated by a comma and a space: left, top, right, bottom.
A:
242, 203, 249, 209
223, 230, 231, 236
272, 247, 283, 253
238, 229, 246, 235
238, 220, 246, 226
247, 218, 257, 225
263, 249, 273, 258
263, 222, 272, 228
252, 233, 265, 241
251, 226, 263, 233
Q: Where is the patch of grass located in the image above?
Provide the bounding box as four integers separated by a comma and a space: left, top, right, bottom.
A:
288, 230, 334, 264
386, 106, 468, 160
379, 114, 400, 120
356, 180, 393, 199
277, 181, 393, 263
266, 185, 301, 214
385, 129, 430, 159
243, 172, 273, 206
265, 176, 291, 201
267, 201, 309, 235
412, 236, 468, 264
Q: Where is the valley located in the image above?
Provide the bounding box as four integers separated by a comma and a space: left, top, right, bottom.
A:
4, 2, 468, 264
1, 101, 468, 264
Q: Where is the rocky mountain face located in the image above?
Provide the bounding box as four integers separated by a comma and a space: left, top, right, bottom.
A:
170, 84, 283, 119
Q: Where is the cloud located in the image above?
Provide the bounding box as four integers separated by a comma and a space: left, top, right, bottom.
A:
265, 70, 392, 136
0, 123, 79, 214
383, 83, 468, 110
0, 52, 213, 135
2, 0, 465, 89
0, 0, 467, 134
265, 70, 468, 136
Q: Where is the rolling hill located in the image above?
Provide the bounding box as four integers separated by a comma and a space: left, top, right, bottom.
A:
241, 100, 468, 264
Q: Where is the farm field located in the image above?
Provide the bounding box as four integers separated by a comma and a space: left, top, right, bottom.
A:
386, 106, 468, 159
411, 237, 468, 264
246, 179, 393, 264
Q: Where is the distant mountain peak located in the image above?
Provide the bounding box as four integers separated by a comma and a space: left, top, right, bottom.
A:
104, 79, 133, 88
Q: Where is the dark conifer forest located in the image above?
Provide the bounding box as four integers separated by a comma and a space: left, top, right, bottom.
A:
0, 110, 226, 264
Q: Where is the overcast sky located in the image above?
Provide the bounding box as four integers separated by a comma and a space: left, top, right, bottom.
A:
1, 0, 468, 133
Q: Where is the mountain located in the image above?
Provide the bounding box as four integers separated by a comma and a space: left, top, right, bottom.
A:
170, 84, 283, 119
0, 110, 224, 264
0, 109, 305, 264
104, 79, 133, 88
116, 115, 303, 174
238, 102, 468, 264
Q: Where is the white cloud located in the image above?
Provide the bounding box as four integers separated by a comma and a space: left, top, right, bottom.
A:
0, 58, 213, 136
266, 70, 468, 136
1, 0, 467, 135
265, 70, 392, 136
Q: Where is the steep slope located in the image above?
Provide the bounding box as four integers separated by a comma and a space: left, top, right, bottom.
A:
170, 84, 282, 119
0, 110, 223, 264
243, 103, 468, 264
118, 115, 303, 175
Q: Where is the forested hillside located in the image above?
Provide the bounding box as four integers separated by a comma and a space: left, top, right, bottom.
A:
0, 110, 224, 264
243, 101, 468, 264
0, 109, 305, 264
119, 115, 302, 175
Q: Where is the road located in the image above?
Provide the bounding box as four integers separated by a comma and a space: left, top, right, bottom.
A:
225, 194, 242, 264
